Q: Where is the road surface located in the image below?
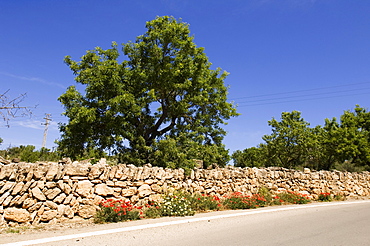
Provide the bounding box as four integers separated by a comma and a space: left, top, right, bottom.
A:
1, 200, 370, 246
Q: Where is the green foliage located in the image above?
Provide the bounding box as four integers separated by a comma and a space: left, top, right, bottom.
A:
262, 111, 313, 169
258, 186, 273, 203
317, 192, 332, 202
234, 105, 370, 171
94, 199, 141, 223
58, 16, 238, 168
143, 200, 163, 218
222, 192, 268, 209
277, 191, 310, 204
160, 191, 195, 216
0, 145, 59, 162
186, 193, 222, 211
232, 147, 265, 168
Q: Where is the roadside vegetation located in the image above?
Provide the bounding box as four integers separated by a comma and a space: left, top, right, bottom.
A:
94, 188, 343, 224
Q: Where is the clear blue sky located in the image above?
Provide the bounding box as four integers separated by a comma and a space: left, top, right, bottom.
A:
1, 0, 369, 155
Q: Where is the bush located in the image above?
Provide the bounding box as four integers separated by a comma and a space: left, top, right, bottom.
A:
223, 192, 268, 209
277, 191, 310, 204
317, 192, 332, 202
143, 200, 163, 218
160, 191, 195, 216
94, 199, 141, 223
186, 193, 222, 212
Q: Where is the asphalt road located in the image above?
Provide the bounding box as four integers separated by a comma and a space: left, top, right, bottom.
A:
2, 200, 370, 246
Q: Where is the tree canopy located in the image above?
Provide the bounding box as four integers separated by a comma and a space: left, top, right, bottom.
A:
58, 16, 238, 168
233, 105, 370, 172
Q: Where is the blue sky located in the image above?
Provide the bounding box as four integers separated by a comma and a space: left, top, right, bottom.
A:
1, 0, 369, 156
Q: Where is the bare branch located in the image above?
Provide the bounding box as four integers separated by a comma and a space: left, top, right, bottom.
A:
0, 90, 35, 127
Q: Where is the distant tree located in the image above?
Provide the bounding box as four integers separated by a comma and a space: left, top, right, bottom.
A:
262, 111, 313, 169
58, 16, 238, 168
0, 145, 59, 162
335, 105, 370, 169
232, 146, 265, 168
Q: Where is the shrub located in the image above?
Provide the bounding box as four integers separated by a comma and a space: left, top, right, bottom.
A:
278, 191, 310, 204
144, 200, 163, 218
160, 191, 195, 217
317, 192, 332, 202
94, 199, 141, 223
187, 193, 222, 212
258, 186, 273, 204
223, 192, 268, 210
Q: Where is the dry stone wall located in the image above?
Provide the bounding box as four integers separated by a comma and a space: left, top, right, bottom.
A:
0, 158, 369, 226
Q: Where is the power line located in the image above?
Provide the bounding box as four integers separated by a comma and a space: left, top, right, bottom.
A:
235, 92, 370, 107
235, 87, 370, 105
229, 81, 370, 101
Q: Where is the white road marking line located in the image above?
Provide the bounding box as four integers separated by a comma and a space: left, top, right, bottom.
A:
2, 200, 369, 246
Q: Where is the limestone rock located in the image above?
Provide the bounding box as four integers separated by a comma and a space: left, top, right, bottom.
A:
0, 156, 11, 164
45, 163, 60, 181
40, 210, 58, 222
45, 201, 58, 210
44, 188, 62, 200
121, 187, 137, 197
95, 184, 114, 196
31, 187, 46, 201
0, 181, 15, 194
75, 180, 93, 197
53, 193, 67, 204
22, 198, 37, 209
4, 208, 31, 223
138, 184, 152, 198
64, 162, 91, 176
76, 205, 96, 218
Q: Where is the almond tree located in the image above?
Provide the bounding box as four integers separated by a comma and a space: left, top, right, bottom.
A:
58, 16, 238, 168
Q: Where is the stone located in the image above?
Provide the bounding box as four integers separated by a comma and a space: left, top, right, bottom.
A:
21, 181, 33, 193
0, 181, 15, 194
32, 163, 50, 179
45, 182, 57, 189
115, 181, 127, 188
45, 163, 60, 181
44, 188, 62, 200
121, 187, 137, 197
130, 195, 139, 204
31, 187, 46, 201
75, 180, 93, 197
4, 208, 31, 223
53, 193, 67, 204
138, 184, 152, 198
304, 168, 311, 174
88, 163, 107, 179
64, 162, 91, 176
150, 184, 161, 193
45, 201, 58, 210
2, 195, 13, 206
14, 193, 29, 206
28, 202, 43, 212
0, 192, 10, 205
22, 198, 37, 209
63, 194, 75, 205
95, 184, 114, 196
0, 156, 11, 164
40, 210, 58, 222
76, 205, 96, 218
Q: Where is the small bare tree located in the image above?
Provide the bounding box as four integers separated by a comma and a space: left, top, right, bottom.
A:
0, 90, 34, 127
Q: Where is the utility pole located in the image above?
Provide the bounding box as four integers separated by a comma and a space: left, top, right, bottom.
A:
41, 113, 52, 148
